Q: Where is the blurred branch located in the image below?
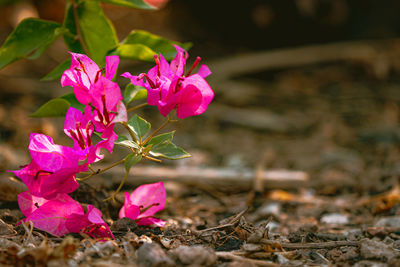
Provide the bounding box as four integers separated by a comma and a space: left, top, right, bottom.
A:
210, 39, 400, 82
102, 165, 309, 192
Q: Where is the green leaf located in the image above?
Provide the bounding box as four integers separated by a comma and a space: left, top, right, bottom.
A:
116, 135, 129, 143
125, 153, 142, 172
128, 114, 151, 139
115, 30, 192, 62
149, 142, 191, 160
76, 0, 119, 65
63, 2, 85, 53
60, 93, 85, 112
41, 59, 71, 81
115, 135, 140, 149
0, 18, 62, 69
100, 0, 155, 9
30, 98, 71, 118
147, 131, 174, 150
124, 83, 147, 104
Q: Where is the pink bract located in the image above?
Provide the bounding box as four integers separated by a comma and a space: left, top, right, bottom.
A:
61, 52, 119, 105
119, 182, 166, 227
18, 192, 84, 237
89, 76, 127, 133
64, 107, 117, 164
11, 133, 87, 199
122, 45, 214, 119
18, 192, 114, 239
66, 205, 114, 240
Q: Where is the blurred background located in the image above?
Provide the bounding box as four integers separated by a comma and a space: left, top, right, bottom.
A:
2, 0, 400, 195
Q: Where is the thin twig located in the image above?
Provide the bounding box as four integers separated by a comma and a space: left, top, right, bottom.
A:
143, 155, 162, 163
215, 251, 279, 267
71, 0, 90, 55
22, 221, 34, 246
127, 103, 148, 112
142, 117, 171, 145
260, 240, 359, 249
77, 158, 126, 181
104, 171, 129, 202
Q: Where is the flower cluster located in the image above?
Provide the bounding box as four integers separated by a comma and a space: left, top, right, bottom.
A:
122, 45, 214, 119
10, 46, 213, 239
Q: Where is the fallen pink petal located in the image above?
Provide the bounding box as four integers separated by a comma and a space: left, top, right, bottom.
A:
119, 182, 166, 227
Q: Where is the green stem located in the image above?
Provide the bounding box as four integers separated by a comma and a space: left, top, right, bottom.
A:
77, 158, 126, 181
142, 111, 176, 145
104, 171, 129, 202
127, 103, 148, 112
143, 155, 162, 163
71, 0, 90, 56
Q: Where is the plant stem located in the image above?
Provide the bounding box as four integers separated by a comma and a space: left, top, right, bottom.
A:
142, 111, 176, 145
127, 103, 148, 112
88, 165, 96, 173
77, 158, 126, 181
71, 0, 90, 56
104, 171, 129, 202
143, 155, 162, 163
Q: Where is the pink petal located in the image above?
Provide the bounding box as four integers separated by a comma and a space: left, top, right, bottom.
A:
67, 205, 114, 239
69, 52, 100, 87
119, 192, 140, 219
25, 193, 84, 237
121, 72, 146, 88
171, 45, 188, 76
111, 101, 128, 124
137, 217, 166, 227
105, 55, 119, 80
197, 64, 211, 78
176, 74, 214, 118
130, 182, 166, 218
17, 191, 49, 217
90, 77, 122, 114
28, 133, 82, 171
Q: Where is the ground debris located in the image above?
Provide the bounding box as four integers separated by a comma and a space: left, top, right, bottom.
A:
136, 243, 174, 267
359, 238, 399, 262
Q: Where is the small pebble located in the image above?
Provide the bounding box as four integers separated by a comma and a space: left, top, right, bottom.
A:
320, 213, 349, 225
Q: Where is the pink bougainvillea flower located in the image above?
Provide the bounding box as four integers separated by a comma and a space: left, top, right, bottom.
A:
119, 182, 166, 227
61, 52, 119, 105
89, 76, 127, 133
17, 192, 84, 237
122, 45, 214, 119
66, 205, 114, 240
64, 106, 94, 153
64, 106, 117, 164
11, 133, 87, 199
17, 192, 113, 239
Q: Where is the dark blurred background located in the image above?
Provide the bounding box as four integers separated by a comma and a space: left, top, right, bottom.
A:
2, 0, 400, 194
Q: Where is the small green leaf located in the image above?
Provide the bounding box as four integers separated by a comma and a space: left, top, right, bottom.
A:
125, 153, 142, 172
76, 0, 119, 65
0, 18, 62, 69
124, 83, 147, 104
147, 131, 175, 150
115, 44, 157, 62
60, 93, 85, 112
149, 142, 191, 160
115, 30, 192, 62
116, 135, 129, 143
116, 139, 139, 150
100, 0, 155, 9
30, 98, 71, 118
128, 114, 151, 139
41, 59, 71, 81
